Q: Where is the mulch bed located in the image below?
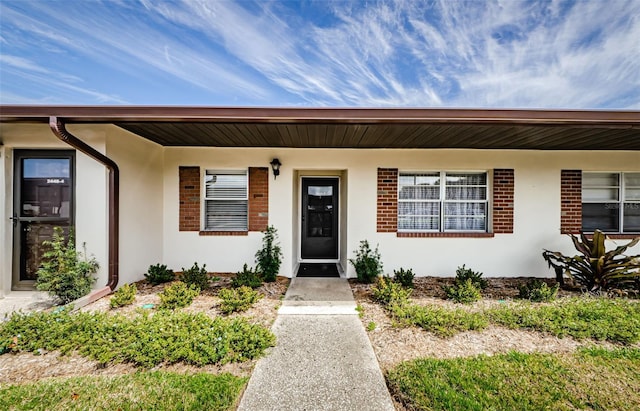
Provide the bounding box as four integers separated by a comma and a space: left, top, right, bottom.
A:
350, 276, 582, 300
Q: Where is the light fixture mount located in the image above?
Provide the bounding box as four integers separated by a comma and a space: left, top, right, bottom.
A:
270, 158, 282, 180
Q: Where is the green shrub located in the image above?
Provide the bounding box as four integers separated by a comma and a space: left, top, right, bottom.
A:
443, 278, 482, 304
393, 267, 415, 288
144, 264, 175, 285
366, 321, 376, 331
180, 262, 209, 291
36, 227, 98, 304
0, 309, 275, 367
232, 264, 263, 288
349, 240, 383, 284
518, 279, 559, 302
218, 286, 263, 314
372, 276, 412, 306
255, 226, 282, 282
158, 281, 199, 309
454, 264, 488, 289
389, 303, 488, 337
542, 230, 640, 292
110, 283, 137, 309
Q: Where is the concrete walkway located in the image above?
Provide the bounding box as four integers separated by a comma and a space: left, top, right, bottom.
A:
0, 291, 56, 319
238, 278, 395, 411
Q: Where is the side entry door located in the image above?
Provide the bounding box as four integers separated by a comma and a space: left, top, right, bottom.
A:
12, 150, 74, 290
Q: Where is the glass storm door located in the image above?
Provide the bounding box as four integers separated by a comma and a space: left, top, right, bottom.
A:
301, 177, 339, 260
12, 150, 74, 290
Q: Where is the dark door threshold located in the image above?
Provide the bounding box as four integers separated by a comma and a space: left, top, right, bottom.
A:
296, 263, 339, 277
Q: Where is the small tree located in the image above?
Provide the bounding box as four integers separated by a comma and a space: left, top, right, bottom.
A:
256, 226, 282, 282
181, 262, 209, 291
442, 266, 485, 304
349, 240, 383, 283
36, 227, 98, 304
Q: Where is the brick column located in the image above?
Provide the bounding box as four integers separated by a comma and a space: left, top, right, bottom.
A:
560, 170, 582, 234
179, 166, 200, 232
248, 167, 269, 232
377, 168, 398, 232
492, 169, 514, 234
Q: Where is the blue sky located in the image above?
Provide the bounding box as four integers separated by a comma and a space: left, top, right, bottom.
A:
1, 0, 638, 108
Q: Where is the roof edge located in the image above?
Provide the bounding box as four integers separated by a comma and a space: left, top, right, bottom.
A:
1, 105, 639, 126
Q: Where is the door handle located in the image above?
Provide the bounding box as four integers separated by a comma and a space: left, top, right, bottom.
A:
10, 213, 19, 228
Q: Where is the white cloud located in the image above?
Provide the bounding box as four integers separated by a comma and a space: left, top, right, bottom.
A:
0, 55, 50, 73
1, 0, 271, 103
0, 0, 638, 108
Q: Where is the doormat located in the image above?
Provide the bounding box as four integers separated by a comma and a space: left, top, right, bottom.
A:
296, 263, 339, 277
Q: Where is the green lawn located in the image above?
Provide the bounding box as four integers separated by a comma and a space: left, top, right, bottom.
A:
387, 348, 640, 411
0, 371, 246, 411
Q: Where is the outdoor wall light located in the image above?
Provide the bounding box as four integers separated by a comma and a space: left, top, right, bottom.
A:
270, 158, 282, 180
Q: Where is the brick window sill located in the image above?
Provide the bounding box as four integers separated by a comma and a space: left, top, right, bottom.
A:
199, 230, 248, 236
584, 233, 640, 240
397, 232, 495, 238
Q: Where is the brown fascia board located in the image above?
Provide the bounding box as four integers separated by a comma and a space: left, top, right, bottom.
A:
0, 105, 639, 127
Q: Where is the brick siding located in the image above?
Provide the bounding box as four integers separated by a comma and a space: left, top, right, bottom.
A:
560, 169, 582, 234
397, 232, 495, 238
380, 167, 515, 236
248, 167, 269, 232
492, 169, 515, 234
377, 168, 398, 232
180, 166, 268, 235
199, 231, 248, 236
179, 166, 200, 232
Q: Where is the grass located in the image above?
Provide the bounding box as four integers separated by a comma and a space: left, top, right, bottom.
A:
1, 308, 275, 367
0, 371, 246, 411
487, 297, 640, 344
385, 297, 640, 344
390, 302, 488, 338
387, 348, 640, 411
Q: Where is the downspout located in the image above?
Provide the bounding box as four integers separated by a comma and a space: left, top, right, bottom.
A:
49, 117, 119, 291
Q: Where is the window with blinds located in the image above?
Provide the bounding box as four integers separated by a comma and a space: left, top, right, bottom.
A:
204, 170, 248, 231
582, 172, 640, 233
398, 171, 488, 232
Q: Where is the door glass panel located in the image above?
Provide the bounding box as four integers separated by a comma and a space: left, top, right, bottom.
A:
307, 185, 333, 238
21, 158, 72, 217
23, 158, 70, 178
21, 223, 70, 281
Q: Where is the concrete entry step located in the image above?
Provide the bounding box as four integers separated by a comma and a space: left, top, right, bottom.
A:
279, 278, 357, 315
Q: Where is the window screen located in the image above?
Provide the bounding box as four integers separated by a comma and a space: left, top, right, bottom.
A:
204, 170, 248, 231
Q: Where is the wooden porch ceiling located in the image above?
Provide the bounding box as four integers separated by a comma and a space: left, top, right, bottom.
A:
116, 121, 640, 150
2, 106, 639, 150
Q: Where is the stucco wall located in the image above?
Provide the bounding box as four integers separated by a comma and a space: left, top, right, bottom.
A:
0, 145, 8, 295
1, 121, 639, 292
104, 125, 164, 286
0, 123, 163, 293
163, 147, 640, 278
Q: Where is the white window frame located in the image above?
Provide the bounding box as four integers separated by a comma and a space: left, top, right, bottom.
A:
582, 172, 640, 233
203, 169, 248, 232
398, 171, 489, 233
